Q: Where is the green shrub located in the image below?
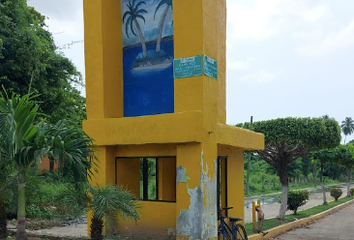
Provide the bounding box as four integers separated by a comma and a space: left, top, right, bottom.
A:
287, 190, 309, 214
330, 188, 343, 201
26, 204, 53, 219
350, 188, 354, 196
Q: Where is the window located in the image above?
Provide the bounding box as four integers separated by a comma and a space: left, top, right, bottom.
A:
140, 158, 158, 200
116, 156, 176, 202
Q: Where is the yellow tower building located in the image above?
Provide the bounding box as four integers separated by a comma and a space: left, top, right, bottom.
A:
83, 0, 264, 239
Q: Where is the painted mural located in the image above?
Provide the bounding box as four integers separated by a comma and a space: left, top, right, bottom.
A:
122, 0, 174, 117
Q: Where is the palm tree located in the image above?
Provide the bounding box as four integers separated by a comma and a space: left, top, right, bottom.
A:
0, 164, 14, 238
123, 0, 148, 58
341, 117, 354, 144
88, 185, 140, 240
0, 92, 97, 240
154, 0, 172, 52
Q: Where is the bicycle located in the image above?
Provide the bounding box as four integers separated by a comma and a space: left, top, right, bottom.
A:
218, 207, 248, 240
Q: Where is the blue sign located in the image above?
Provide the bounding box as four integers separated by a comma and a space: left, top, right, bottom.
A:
204, 55, 218, 79
173, 55, 203, 79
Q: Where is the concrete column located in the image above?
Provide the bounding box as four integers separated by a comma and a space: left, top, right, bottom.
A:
227, 149, 245, 220
90, 145, 116, 186
176, 142, 218, 240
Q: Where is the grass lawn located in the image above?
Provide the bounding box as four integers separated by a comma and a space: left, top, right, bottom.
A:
245, 195, 354, 236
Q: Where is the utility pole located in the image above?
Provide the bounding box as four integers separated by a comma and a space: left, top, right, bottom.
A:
246, 116, 253, 196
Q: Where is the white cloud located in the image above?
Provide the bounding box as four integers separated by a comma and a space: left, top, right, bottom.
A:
227, 0, 331, 41
28, 0, 83, 41
240, 69, 281, 83
300, 5, 331, 23
295, 18, 354, 57
227, 0, 281, 41
228, 57, 255, 70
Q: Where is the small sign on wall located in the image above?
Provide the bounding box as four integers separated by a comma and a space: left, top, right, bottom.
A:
204, 55, 218, 79
173, 55, 218, 80
173, 55, 203, 79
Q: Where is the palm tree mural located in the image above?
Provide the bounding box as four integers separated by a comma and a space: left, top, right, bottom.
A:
154, 0, 172, 52
341, 117, 354, 144
121, 0, 174, 117
123, 0, 148, 58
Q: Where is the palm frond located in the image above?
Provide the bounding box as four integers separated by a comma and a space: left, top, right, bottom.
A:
154, 0, 171, 19
88, 185, 140, 222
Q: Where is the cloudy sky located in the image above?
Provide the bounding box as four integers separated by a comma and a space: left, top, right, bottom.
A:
28, 0, 354, 142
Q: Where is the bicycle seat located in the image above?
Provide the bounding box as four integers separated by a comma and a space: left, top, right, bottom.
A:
229, 217, 243, 222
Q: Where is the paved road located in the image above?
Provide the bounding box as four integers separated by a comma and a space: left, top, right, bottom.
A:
244, 185, 352, 223
269, 201, 354, 240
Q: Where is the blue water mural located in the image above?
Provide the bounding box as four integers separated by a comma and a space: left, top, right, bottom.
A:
121, 0, 174, 117
123, 40, 174, 117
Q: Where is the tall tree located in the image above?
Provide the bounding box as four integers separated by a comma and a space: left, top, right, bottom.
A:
123, 0, 148, 58
311, 149, 337, 204
238, 117, 341, 219
335, 144, 354, 197
0, 0, 86, 125
0, 163, 14, 238
154, 0, 172, 52
341, 117, 354, 144
0, 92, 96, 240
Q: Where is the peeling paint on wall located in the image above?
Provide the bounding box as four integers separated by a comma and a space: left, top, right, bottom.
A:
177, 166, 190, 183
176, 151, 218, 239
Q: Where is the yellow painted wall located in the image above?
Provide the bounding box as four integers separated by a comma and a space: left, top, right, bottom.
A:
218, 145, 245, 221
118, 201, 176, 239
116, 158, 140, 197
115, 144, 176, 157
90, 146, 116, 186
84, 0, 122, 120
158, 158, 176, 201
83, 0, 264, 238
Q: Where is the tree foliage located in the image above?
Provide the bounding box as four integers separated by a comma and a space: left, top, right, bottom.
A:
311, 148, 338, 205
238, 117, 341, 219
287, 190, 309, 215
0, 0, 86, 125
330, 188, 343, 201
341, 117, 354, 144
0, 92, 96, 240
334, 144, 354, 197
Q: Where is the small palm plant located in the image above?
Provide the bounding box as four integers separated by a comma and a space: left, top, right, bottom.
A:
88, 185, 140, 240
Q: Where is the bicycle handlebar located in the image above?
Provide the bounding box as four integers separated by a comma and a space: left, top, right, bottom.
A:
219, 206, 233, 212
222, 206, 233, 210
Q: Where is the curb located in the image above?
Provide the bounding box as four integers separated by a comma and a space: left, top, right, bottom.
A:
248, 198, 354, 240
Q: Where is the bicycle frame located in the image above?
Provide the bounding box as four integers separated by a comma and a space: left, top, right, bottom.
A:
219, 215, 232, 240
218, 207, 248, 240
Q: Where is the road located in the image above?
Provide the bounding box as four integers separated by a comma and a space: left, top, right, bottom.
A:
244, 185, 352, 223
269, 201, 354, 240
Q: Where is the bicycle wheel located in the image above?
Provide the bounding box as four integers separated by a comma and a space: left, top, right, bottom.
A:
235, 224, 248, 240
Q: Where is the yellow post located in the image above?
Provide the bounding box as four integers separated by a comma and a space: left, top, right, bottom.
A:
252, 201, 256, 231
252, 200, 261, 232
